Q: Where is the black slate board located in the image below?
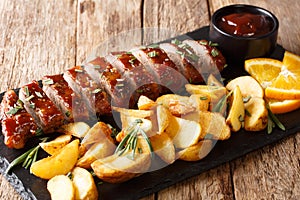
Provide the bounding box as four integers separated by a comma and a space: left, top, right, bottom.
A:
0, 26, 298, 200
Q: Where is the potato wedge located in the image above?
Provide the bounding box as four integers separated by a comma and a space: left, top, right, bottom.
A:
81, 122, 114, 149
185, 84, 226, 101
177, 140, 213, 161
183, 111, 231, 140
137, 95, 157, 110
30, 140, 79, 179
244, 97, 268, 131
188, 94, 210, 111
47, 175, 75, 200
156, 105, 172, 134
207, 74, 224, 87
77, 140, 115, 169
150, 132, 175, 164
112, 106, 153, 118
165, 115, 202, 149
72, 167, 98, 200
59, 122, 90, 138
226, 86, 245, 132
91, 152, 151, 183
226, 76, 264, 98
40, 135, 72, 155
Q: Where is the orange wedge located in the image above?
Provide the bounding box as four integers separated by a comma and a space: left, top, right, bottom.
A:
244, 58, 282, 88
267, 99, 300, 114
245, 51, 300, 100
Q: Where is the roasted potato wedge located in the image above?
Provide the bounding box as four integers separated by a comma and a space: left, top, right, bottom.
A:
112, 106, 153, 118
137, 95, 157, 110
244, 97, 268, 131
80, 122, 114, 151
226, 86, 245, 132
188, 94, 210, 111
156, 94, 194, 116
91, 152, 151, 183
30, 140, 79, 179
47, 175, 75, 200
156, 105, 172, 134
177, 140, 213, 161
72, 167, 98, 200
59, 122, 90, 138
183, 111, 231, 140
165, 115, 202, 149
77, 140, 115, 169
226, 76, 264, 98
185, 84, 226, 101
150, 132, 175, 164
40, 135, 72, 155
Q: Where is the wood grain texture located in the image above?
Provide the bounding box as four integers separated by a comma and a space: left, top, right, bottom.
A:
76, 0, 142, 64
209, 1, 300, 199
0, 0, 77, 92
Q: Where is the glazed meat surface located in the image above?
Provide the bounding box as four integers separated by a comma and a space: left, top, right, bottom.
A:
19, 81, 64, 133
0, 90, 37, 149
42, 74, 90, 122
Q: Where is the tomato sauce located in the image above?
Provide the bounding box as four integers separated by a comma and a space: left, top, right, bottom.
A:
218, 12, 273, 37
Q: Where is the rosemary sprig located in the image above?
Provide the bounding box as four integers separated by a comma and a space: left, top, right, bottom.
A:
5, 137, 48, 174
266, 105, 286, 133
212, 90, 233, 113
115, 119, 153, 160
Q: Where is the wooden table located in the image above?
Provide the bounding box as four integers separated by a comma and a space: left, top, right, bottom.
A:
0, 0, 299, 199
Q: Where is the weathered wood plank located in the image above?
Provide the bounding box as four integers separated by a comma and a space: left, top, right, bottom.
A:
76, 0, 143, 64
209, 1, 300, 199
0, 0, 77, 92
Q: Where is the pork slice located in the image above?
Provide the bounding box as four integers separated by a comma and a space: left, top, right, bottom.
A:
63, 66, 111, 116
85, 56, 135, 108
0, 90, 37, 149
131, 47, 187, 94
159, 43, 204, 84
42, 74, 90, 122
106, 52, 160, 102
19, 81, 64, 134
182, 40, 226, 81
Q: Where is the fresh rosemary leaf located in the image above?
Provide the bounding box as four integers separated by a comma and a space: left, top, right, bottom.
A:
43, 79, 54, 85
147, 51, 158, 58
267, 106, 286, 131
24, 86, 30, 97
211, 49, 219, 57
147, 43, 159, 48
35, 91, 43, 98
200, 96, 208, 100
171, 39, 181, 45
6, 107, 20, 115
25, 95, 35, 102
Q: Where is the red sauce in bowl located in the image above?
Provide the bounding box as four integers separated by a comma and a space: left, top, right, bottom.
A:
218, 12, 273, 37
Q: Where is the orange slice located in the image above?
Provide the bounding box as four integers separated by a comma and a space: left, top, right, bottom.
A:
244, 58, 282, 88
268, 99, 300, 114
283, 51, 300, 71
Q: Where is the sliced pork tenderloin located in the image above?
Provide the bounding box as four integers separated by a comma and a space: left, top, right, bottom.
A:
63, 66, 111, 116
131, 47, 188, 94
19, 81, 64, 134
84, 57, 135, 108
42, 74, 90, 122
182, 40, 226, 82
105, 52, 160, 102
0, 90, 37, 149
159, 42, 204, 84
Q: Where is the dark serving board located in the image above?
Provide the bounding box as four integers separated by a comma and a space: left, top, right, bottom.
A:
0, 26, 298, 200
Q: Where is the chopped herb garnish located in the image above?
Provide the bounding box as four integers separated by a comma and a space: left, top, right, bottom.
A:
200, 96, 208, 100
35, 91, 43, 98
35, 128, 44, 136
65, 111, 71, 117
171, 39, 182, 45
178, 43, 187, 49
116, 83, 124, 87
199, 40, 208, 45
267, 105, 285, 132
25, 95, 35, 102
6, 107, 21, 115
126, 51, 132, 55
175, 50, 184, 55
211, 48, 219, 57
136, 89, 144, 93
92, 88, 102, 94
29, 103, 35, 109
147, 43, 159, 48
238, 115, 244, 122
43, 79, 54, 85
186, 53, 199, 62
147, 51, 158, 58
243, 95, 252, 103
208, 41, 218, 46
129, 57, 136, 64
66, 172, 73, 179
24, 86, 30, 97
224, 64, 228, 68
75, 69, 83, 73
